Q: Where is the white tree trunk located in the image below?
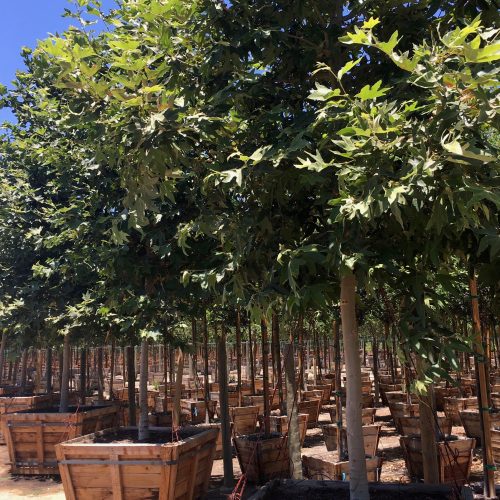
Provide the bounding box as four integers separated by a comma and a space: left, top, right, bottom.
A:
340, 272, 369, 500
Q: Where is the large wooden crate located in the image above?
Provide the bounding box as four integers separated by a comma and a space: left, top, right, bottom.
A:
444, 397, 478, 426
492, 428, 500, 464
303, 453, 382, 481
229, 406, 259, 435
268, 414, 308, 445
56, 426, 218, 500
379, 384, 403, 405
115, 388, 158, 411
401, 436, 475, 485
322, 423, 381, 457
434, 387, 460, 412
180, 399, 208, 425
234, 434, 289, 484
491, 393, 500, 410
385, 391, 411, 405
459, 409, 500, 445
2, 405, 120, 475
210, 390, 240, 410
307, 384, 332, 405
0, 394, 54, 444
298, 398, 321, 428
389, 402, 419, 434
328, 407, 375, 426
399, 416, 452, 438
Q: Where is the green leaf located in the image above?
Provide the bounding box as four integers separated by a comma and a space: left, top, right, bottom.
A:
355, 80, 390, 101
338, 57, 363, 81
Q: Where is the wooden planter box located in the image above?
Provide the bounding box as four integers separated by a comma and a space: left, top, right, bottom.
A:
385, 391, 412, 405
242, 394, 278, 414
434, 387, 460, 412
234, 434, 289, 484
148, 411, 190, 427
56, 426, 218, 500
196, 423, 222, 459
322, 423, 381, 457
389, 402, 419, 435
459, 409, 500, 445
229, 406, 259, 435
491, 393, 500, 410
303, 453, 382, 481
400, 436, 475, 485
180, 399, 209, 425
210, 390, 240, 410
379, 384, 403, 405
444, 397, 478, 426
328, 407, 376, 426
399, 416, 452, 438
268, 414, 308, 445
307, 384, 332, 404
115, 388, 158, 411
298, 399, 321, 428
0, 394, 54, 444
492, 428, 500, 464
2, 405, 120, 475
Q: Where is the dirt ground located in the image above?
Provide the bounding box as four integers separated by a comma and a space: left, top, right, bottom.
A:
0, 406, 497, 499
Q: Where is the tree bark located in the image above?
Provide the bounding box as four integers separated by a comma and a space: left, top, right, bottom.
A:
109, 340, 115, 400
340, 272, 369, 500
261, 317, 270, 435
97, 346, 104, 401
203, 312, 210, 419
272, 313, 284, 413
46, 347, 52, 394
20, 348, 28, 393
138, 337, 149, 440
284, 343, 302, 479
217, 325, 234, 487
372, 333, 379, 406
297, 314, 305, 392
235, 308, 242, 406
59, 336, 71, 412
469, 270, 495, 498
191, 318, 197, 380
333, 319, 345, 459
248, 316, 256, 394
126, 345, 136, 426
0, 331, 7, 385
79, 348, 86, 405
173, 347, 184, 429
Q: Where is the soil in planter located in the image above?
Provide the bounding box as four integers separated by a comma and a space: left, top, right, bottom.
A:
91, 426, 209, 444
239, 432, 282, 441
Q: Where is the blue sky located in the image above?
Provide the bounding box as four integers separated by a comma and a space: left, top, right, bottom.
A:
0, 0, 115, 122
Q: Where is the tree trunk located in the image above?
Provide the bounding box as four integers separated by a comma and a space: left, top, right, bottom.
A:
333, 319, 345, 459
418, 382, 439, 484
191, 318, 197, 380
173, 348, 184, 429
138, 337, 149, 441
109, 340, 115, 400
217, 325, 234, 488
340, 272, 369, 500
372, 333, 379, 406
469, 269, 495, 498
79, 348, 86, 405
20, 348, 28, 393
272, 313, 284, 413
203, 312, 210, 419
248, 316, 256, 394
97, 346, 104, 401
46, 347, 52, 394
284, 343, 302, 479
0, 331, 7, 385
261, 317, 270, 435
59, 336, 71, 413
235, 308, 242, 406
126, 346, 137, 426
297, 314, 305, 392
